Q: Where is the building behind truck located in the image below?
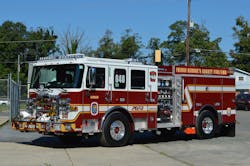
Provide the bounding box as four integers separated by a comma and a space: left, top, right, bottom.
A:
11, 54, 236, 146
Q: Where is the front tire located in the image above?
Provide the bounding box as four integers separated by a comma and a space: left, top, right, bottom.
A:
100, 112, 131, 147
196, 110, 217, 139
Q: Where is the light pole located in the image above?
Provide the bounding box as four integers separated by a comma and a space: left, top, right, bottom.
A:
186, 0, 191, 66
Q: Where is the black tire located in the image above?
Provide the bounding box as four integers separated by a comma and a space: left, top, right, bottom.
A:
100, 112, 131, 147
196, 110, 217, 139
244, 105, 249, 111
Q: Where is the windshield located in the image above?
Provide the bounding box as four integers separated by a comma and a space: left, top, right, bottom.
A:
30, 64, 84, 88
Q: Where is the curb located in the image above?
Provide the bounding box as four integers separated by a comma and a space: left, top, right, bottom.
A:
0, 119, 9, 128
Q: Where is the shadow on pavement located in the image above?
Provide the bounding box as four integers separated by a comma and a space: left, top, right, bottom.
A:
20, 135, 101, 148
1, 121, 194, 148
19, 131, 196, 148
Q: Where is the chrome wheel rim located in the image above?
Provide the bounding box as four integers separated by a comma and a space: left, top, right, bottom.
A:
202, 117, 213, 134
110, 120, 125, 141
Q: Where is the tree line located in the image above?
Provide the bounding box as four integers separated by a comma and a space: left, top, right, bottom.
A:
0, 16, 249, 83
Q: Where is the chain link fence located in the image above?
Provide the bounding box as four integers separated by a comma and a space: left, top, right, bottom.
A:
0, 78, 9, 112
0, 77, 27, 113
9, 79, 19, 120
20, 84, 28, 101
0, 79, 8, 100
0, 79, 27, 101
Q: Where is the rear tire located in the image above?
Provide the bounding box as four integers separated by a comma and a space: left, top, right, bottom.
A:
245, 105, 249, 111
236, 104, 239, 110
100, 112, 131, 147
196, 110, 217, 139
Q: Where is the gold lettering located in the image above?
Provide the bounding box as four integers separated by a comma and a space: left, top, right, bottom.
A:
90, 96, 99, 99
187, 68, 201, 74
176, 67, 187, 73
176, 67, 228, 76
202, 69, 213, 75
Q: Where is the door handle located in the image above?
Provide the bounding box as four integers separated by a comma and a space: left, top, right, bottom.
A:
105, 92, 110, 102
109, 83, 112, 102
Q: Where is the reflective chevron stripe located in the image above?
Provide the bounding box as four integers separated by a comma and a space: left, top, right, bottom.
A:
182, 85, 235, 112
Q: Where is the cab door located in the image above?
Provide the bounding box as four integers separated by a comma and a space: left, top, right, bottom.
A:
107, 66, 128, 111
84, 65, 108, 118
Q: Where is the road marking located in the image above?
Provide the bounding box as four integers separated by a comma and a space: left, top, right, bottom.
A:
64, 148, 74, 166
0, 119, 9, 128
142, 144, 194, 166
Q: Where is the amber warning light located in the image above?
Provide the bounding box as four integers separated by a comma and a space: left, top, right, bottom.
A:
155, 50, 161, 63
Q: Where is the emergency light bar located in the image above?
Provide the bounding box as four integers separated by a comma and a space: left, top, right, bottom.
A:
39, 54, 85, 61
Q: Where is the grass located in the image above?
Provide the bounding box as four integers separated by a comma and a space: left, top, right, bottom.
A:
0, 102, 26, 112
0, 104, 8, 112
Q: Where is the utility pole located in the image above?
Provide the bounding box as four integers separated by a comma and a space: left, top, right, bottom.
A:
186, 0, 191, 66
17, 54, 21, 102
17, 54, 20, 85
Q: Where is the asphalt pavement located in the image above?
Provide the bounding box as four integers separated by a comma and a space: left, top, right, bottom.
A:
0, 110, 250, 166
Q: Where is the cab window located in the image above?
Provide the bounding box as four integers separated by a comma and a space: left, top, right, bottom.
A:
86, 67, 105, 88
131, 70, 145, 90
114, 69, 126, 89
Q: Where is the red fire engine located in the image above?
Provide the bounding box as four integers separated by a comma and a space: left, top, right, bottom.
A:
12, 54, 236, 146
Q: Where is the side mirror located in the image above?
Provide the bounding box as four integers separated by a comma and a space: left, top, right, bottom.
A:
89, 67, 96, 87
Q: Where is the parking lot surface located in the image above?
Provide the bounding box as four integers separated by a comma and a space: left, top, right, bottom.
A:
0, 110, 249, 166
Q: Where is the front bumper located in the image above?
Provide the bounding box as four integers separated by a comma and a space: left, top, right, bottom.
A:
12, 121, 82, 134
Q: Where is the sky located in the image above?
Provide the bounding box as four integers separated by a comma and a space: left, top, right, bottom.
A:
0, 0, 250, 55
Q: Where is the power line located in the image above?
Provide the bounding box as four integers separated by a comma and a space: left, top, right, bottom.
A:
0, 39, 56, 44
192, 48, 250, 56
186, 0, 191, 66
0, 62, 17, 64
0, 61, 31, 64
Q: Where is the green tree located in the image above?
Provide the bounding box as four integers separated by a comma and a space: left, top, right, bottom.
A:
0, 21, 27, 79
119, 29, 143, 59
161, 21, 186, 65
95, 30, 120, 58
26, 27, 58, 60
0, 21, 58, 82
60, 28, 84, 54
147, 37, 162, 65
230, 16, 250, 72
161, 20, 228, 67
95, 29, 143, 60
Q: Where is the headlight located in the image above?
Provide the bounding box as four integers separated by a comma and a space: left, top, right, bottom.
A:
59, 106, 69, 112
65, 123, 71, 131
26, 98, 36, 106
54, 123, 61, 131
70, 106, 78, 111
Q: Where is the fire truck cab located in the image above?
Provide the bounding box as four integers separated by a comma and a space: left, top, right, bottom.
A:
12, 54, 236, 146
